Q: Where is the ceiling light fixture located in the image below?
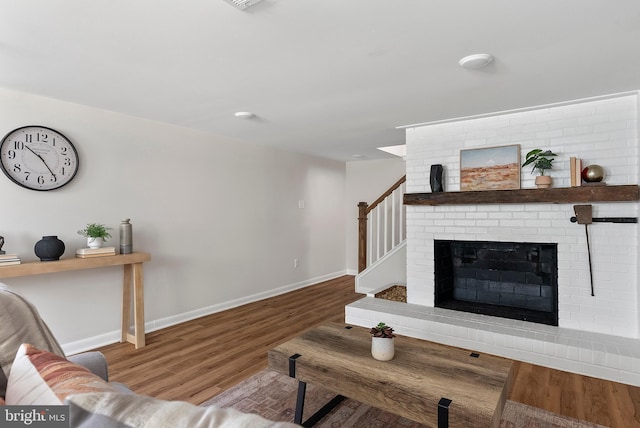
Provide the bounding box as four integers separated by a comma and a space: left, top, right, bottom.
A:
458, 53, 494, 69
234, 111, 255, 119
223, 0, 263, 10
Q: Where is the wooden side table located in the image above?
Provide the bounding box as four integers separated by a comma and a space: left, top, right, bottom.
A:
0, 252, 151, 349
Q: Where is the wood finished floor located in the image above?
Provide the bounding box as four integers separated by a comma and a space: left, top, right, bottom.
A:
96, 275, 640, 427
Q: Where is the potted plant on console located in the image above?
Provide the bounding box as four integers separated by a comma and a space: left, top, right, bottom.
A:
370, 322, 396, 361
522, 149, 557, 189
78, 223, 112, 249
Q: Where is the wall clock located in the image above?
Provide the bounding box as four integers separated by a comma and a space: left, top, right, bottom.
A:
0, 125, 79, 191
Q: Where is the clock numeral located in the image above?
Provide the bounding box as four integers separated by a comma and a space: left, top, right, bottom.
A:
7, 150, 16, 160
23, 171, 30, 181
37, 175, 45, 185
24, 134, 32, 143
39, 133, 49, 143
14, 141, 24, 150
12, 163, 21, 173
64, 158, 72, 166
50, 174, 57, 183
60, 147, 67, 155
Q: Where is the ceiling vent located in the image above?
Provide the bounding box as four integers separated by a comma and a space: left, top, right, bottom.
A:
223, 0, 263, 10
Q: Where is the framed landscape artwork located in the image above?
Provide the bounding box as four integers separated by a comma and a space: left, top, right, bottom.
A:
460, 144, 520, 191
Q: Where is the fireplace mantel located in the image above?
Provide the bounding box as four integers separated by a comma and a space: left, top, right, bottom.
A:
404, 184, 640, 206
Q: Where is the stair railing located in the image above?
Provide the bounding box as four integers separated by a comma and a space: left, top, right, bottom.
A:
358, 175, 406, 273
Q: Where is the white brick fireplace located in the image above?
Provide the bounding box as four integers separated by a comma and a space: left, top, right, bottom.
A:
346, 92, 640, 385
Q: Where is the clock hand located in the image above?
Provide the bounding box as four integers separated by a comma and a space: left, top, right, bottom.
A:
25, 145, 57, 179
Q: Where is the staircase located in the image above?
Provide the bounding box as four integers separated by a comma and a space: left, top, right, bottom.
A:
356, 176, 406, 294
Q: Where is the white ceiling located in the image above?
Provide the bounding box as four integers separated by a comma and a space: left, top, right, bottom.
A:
1, 1, 640, 162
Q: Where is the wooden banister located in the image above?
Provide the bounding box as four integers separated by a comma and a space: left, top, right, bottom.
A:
358, 201, 368, 273
366, 176, 407, 214
358, 175, 406, 273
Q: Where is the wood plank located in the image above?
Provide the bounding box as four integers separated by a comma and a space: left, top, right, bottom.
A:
404, 184, 640, 206
96, 275, 362, 403
269, 323, 513, 427
510, 361, 640, 427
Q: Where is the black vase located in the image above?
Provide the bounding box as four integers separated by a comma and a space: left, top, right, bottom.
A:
430, 164, 444, 192
34, 236, 65, 261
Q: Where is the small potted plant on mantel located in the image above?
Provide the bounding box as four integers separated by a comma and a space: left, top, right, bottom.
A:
77, 223, 112, 249
522, 149, 558, 189
370, 322, 396, 361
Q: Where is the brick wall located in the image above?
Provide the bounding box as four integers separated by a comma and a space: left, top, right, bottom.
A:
405, 92, 640, 338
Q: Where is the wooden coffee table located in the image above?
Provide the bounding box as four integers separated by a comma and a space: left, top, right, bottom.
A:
268, 323, 513, 427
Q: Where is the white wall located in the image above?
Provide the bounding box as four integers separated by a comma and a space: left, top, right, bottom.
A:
345, 158, 406, 273
406, 92, 639, 338
0, 88, 347, 353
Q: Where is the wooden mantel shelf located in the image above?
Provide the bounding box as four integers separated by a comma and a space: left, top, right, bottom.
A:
403, 184, 640, 206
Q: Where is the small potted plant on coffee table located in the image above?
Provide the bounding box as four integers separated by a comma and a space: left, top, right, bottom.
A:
370, 322, 396, 361
522, 149, 558, 188
78, 223, 112, 249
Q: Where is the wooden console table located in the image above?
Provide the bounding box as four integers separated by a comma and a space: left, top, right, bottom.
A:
0, 252, 151, 349
269, 323, 513, 427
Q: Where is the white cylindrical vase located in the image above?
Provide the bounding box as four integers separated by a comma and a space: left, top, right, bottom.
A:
371, 337, 395, 361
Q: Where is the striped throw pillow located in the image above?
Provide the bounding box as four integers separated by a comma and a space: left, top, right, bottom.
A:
5, 344, 118, 405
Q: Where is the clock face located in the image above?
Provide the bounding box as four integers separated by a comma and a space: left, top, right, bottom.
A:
0, 126, 79, 191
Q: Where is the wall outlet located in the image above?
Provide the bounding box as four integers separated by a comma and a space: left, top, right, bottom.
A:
294, 258, 300, 268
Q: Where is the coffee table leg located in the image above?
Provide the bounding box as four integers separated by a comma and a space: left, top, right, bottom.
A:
288, 354, 345, 427
438, 397, 452, 428
295, 381, 307, 425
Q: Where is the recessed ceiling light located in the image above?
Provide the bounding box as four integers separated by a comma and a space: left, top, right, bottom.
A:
458, 53, 494, 69
351, 154, 365, 159
234, 112, 255, 119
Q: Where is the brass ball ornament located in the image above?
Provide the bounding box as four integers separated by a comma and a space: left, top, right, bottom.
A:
581, 164, 605, 183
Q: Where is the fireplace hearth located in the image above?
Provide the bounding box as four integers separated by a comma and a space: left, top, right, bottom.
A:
434, 240, 558, 326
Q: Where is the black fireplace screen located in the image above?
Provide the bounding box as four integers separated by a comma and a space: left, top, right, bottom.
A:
434, 240, 558, 326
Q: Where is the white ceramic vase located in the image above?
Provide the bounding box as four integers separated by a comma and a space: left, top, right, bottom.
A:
371, 337, 395, 361
87, 237, 103, 249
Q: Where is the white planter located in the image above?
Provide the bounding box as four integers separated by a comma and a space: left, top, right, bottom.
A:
371, 337, 395, 361
87, 237, 103, 249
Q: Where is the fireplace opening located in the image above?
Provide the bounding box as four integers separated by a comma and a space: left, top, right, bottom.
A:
434, 240, 558, 326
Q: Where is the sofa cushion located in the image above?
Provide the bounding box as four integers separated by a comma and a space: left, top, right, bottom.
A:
67, 392, 299, 428
5, 344, 118, 405
0, 283, 65, 397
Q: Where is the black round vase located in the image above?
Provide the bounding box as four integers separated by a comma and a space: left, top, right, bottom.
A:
34, 236, 65, 261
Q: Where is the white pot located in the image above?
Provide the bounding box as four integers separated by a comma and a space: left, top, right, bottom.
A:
87, 237, 103, 249
371, 337, 395, 361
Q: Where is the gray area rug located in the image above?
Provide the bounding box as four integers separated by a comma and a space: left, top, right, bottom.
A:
202, 369, 605, 427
